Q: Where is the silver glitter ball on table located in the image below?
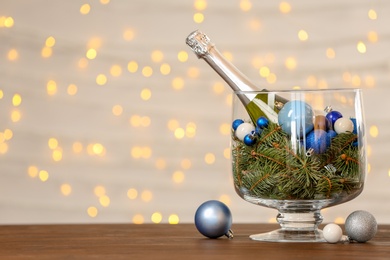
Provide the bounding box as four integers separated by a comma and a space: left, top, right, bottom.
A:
345, 210, 377, 243
194, 200, 233, 239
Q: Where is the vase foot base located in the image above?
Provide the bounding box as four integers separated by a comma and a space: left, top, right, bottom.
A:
250, 228, 325, 243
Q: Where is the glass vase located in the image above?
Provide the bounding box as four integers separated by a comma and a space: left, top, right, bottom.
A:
231, 89, 366, 242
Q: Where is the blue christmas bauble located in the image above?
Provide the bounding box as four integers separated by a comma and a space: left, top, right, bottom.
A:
194, 200, 232, 239
255, 126, 263, 136
278, 100, 314, 138
350, 117, 357, 134
306, 129, 328, 154
256, 116, 269, 129
326, 130, 337, 147
232, 119, 244, 131
243, 131, 257, 146
326, 110, 343, 128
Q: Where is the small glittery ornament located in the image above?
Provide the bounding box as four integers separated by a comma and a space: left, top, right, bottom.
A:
334, 118, 354, 134
326, 110, 343, 128
232, 119, 244, 131
256, 116, 269, 129
323, 223, 343, 243
345, 210, 377, 243
243, 131, 257, 146
235, 122, 255, 141
306, 129, 328, 154
194, 200, 233, 239
278, 100, 314, 138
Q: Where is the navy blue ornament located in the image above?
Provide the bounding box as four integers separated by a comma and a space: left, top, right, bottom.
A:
243, 131, 257, 146
326, 130, 337, 147
232, 119, 244, 131
326, 111, 343, 128
349, 118, 359, 146
278, 100, 314, 138
194, 200, 233, 239
256, 116, 269, 129
306, 129, 328, 154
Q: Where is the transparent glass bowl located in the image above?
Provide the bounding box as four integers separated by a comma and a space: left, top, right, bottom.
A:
231, 89, 366, 242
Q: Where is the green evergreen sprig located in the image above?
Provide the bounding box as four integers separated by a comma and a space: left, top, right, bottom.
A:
232, 121, 363, 200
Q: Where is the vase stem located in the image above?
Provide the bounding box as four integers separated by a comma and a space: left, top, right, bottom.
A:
250, 210, 326, 242
277, 210, 323, 231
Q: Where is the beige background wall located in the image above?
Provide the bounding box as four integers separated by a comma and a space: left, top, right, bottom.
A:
1, 0, 389, 224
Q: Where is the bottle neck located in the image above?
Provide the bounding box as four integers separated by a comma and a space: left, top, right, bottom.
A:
202, 46, 258, 106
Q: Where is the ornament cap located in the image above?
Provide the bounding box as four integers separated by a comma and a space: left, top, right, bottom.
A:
225, 229, 234, 239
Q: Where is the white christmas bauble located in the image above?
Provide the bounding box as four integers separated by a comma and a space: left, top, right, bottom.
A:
235, 122, 255, 141
334, 118, 354, 134
323, 223, 343, 243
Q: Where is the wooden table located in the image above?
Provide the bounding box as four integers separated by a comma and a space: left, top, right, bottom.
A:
0, 224, 389, 259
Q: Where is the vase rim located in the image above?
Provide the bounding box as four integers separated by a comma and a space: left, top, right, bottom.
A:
234, 88, 362, 94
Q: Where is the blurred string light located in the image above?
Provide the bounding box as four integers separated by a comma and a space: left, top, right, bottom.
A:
193, 0, 206, 23
87, 206, 98, 218
193, 13, 204, 23
368, 9, 377, 20
1, 1, 388, 226
67, 84, 78, 96
7, 49, 18, 61
357, 41, 367, 53
239, 0, 252, 12
123, 29, 135, 41
0, 16, 14, 28
298, 29, 309, 42
279, 1, 292, 14
80, 4, 91, 15
61, 184, 72, 196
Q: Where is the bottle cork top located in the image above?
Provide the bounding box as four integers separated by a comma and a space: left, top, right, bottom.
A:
186, 30, 214, 58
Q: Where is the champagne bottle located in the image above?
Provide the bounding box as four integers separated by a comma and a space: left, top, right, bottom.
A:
185, 30, 286, 124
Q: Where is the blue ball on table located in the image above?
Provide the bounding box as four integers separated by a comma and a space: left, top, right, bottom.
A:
194, 200, 233, 239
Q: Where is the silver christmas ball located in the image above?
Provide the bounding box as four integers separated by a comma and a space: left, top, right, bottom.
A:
345, 210, 377, 243
194, 200, 233, 239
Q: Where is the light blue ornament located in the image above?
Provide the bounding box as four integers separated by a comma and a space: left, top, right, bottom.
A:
194, 200, 233, 239
278, 100, 314, 138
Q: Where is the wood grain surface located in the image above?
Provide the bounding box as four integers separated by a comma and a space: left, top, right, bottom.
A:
0, 224, 389, 259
